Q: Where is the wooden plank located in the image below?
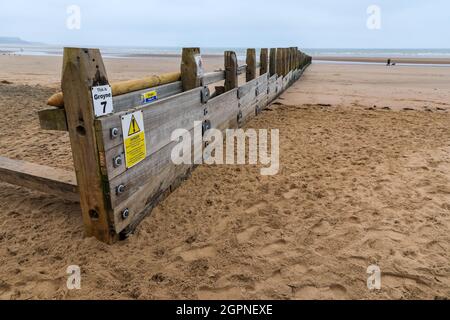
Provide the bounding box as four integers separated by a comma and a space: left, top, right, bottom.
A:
225, 51, 238, 91
97, 87, 203, 152
268, 80, 278, 102
38, 108, 68, 131
260, 48, 268, 76
61, 48, 117, 244
276, 77, 283, 93
238, 77, 258, 99
181, 48, 204, 91
269, 48, 277, 77
203, 71, 225, 86
112, 81, 182, 112
97, 88, 204, 180
207, 88, 239, 132
246, 49, 256, 82
237, 64, 247, 75
0, 156, 79, 202
110, 126, 202, 233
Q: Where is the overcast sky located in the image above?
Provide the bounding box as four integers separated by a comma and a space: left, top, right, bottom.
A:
0, 0, 449, 48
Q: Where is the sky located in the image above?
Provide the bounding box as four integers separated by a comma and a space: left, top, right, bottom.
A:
0, 0, 449, 48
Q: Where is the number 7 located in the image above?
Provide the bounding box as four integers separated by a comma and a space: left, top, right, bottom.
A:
101, 101, 107, 113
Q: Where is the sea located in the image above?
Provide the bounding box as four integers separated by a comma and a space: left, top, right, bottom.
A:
1, 45, 450, 61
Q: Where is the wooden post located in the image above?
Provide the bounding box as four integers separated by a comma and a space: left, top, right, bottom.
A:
294, 47, 299, 69
260, 48, 268, 75
62, 48, 117, 244
269, 48, 277, 76
224, 51, 238, 91
283, 48, 289, 76
289, 48, 294, 72
276, 48, 283, 76
181, 48, 204, 91
246, 48, 256, 82
301, 52, 306, 68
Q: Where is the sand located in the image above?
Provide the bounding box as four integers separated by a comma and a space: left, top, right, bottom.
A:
0, 56, 449, 300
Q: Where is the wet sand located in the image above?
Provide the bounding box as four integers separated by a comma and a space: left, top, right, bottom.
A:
0, 57, 449, 300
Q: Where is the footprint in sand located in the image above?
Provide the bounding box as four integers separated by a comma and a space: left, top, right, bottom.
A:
179, 246, 217, 262
294, 284, 348, 300
236, 226, 259, 244
259, 239, 288, 256
245, 201, 267, 214
283, 188, 299, 200
311, 220, 331, 234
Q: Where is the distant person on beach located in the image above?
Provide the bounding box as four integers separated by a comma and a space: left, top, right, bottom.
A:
387, 58, 391, 66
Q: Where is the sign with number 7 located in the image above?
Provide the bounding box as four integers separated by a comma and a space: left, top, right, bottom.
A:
92, 85, 114, 117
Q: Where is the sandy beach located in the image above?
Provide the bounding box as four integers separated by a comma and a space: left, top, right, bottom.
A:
0, 55, 449, 300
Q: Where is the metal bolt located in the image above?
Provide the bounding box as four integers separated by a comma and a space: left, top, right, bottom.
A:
121, 208, 129, 220
111, 127, 119, 139
116, 184, 125, 195
113, 155, 123, 168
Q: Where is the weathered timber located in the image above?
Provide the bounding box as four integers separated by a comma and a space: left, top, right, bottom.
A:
224, 51, 238, 91
181, 48, 204, 91
246, 48, 257, 82
61, 48, 117, 243
47, 72, 181, 108
260, 48, 268, 76
269, 48, 277, 76
0, 156, 79, 202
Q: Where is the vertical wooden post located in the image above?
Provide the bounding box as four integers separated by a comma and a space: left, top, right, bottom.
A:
246, 48, 256, 82
269, 48, 277, 77
294, 47, 299, 69
224, 51, 238, 91
181, 47, 204, 91
300, 52, 305, 68
260, 48, 268, 75
283, 48, 289, 76
62, 48, 117, 244
276, 48, 283, 76
289, 48, 294, 72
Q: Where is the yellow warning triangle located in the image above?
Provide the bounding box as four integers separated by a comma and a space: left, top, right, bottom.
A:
128, 115, 141, 136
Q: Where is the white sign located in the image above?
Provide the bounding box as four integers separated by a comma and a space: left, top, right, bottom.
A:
92, 85, 113, 117
121, 111, 147, 168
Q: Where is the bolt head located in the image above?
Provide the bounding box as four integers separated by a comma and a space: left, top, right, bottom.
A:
116, 184, 125, 194
121, 209, 129, 220
111, 127, 119, 138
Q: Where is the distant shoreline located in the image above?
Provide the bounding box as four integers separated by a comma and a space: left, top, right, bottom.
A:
313, 56, 450, 65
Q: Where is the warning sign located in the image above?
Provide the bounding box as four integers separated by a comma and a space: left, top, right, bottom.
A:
121, 111, 146, 169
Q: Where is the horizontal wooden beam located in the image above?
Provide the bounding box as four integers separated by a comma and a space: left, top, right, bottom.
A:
38, 108, 68, 131
202, 71, 225, 86
0, 156, 79, 202
47, 72, 181, 108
